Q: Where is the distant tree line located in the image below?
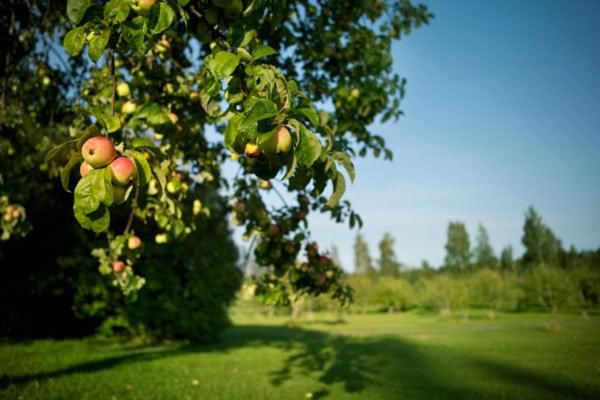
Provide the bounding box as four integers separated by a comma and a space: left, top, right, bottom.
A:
339, 206, 600, 320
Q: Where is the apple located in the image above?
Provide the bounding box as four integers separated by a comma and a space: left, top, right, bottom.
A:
244, 143, 261, 158
132, 0, 156, 13
113, 184, 129, 204
193, 199, 202, 215
110, 157, 136, 185
258, 180, 272, 190
233, 201, 246, 213
81, 136, 116, 168
155, 233, 168, 244
167, 112, 178, 124
128, 235, 142, 250
121, 100, 137, 114
79, 161, 93, 177
156, 38, 171, 53
261, 126, 292, 155
315, 275, 327, 286
112, 260, 126, 273
320, 255, 331, 266
116, 82, 130, 97
268, 224, 280, 235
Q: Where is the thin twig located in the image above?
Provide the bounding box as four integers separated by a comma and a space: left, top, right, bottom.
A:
123, 184, 140, 235
110, 51, 116, 116
271, 183, 289, 208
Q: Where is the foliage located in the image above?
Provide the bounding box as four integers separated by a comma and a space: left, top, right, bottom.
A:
522, 207, 562, 267
500, 245, 515, 270
377, 232, 402, 276
444, 221, 471, 271
0, 0, 433, 336
521, 266, 580, 314
354, 232, 375, 275
473, 223, 496, 268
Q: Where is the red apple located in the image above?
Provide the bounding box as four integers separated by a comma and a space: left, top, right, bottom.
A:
80, 161, 93, 177
81, 136, 116, 168
128, 235, 142, 250
112, 260, 126, 273
111, 157, 136, 185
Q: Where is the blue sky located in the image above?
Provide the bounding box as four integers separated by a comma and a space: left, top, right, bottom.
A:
302, 0, 600, 270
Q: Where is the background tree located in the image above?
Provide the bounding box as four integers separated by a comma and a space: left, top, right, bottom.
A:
354, 233, 375, 275
522, 207, 562, 267
377, 232, 402, 276
444, 221, 471, 271
500, 245, 515, 271
473, 223, 496, 268
330, 244, 343, 271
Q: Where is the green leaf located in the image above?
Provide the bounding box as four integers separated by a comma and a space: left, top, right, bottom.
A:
63, 27, 86, 57
283, 153, 298, 180
252, 44, 277, 60
177, 0, 190, 5
67, 0, 91, 24
99, 167, 114, 206
74, 171, 101, 214
88, 29, 111, 63
152, 162, 168, 199
326, 172, 346, 208
121, 21, 146, 55
207, 51, 240, 79
241, 98, 277, 129
104, 0, 131, 23
130, 137, 156, 149
296, 125, 322, 167
332, 152, 355, 182
224, 113, 244, 148
151, 2, 176, 34
136, 103, 170, 125
75, 204, 110, 233
45, 138, 78, 162
128, 150, 152, 187
90, 108, 121, 133
297, 107, 319, 127
61, 153, 83, 192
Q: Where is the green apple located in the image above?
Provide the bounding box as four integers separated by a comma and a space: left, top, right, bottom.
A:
113, 184, 130, 204
260, 126, 292, 155
132, 0, 156, 13
116, 82, 130, 97
244, 142, 261, 158
121, 100, 137, 114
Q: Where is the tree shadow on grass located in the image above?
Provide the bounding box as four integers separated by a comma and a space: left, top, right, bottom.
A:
1, 325, 599, 399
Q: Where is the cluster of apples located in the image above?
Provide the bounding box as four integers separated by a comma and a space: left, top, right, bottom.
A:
297, 242, 336, 291
2, 205, 21, 222
111, 235, 143, 273
80, 136, 136, 203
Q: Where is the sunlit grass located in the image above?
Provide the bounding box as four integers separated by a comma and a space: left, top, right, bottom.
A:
1, 311, 599, 399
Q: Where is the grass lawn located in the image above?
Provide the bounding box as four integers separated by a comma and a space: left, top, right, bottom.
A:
1, 310, 599, 399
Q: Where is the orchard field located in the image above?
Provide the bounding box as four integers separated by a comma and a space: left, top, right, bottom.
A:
1, 311, 599, 400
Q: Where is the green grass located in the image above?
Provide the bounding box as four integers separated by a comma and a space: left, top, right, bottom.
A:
1, 310, 599, 399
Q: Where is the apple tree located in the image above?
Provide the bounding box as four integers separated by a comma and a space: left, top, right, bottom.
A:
1, 0, 432, 334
